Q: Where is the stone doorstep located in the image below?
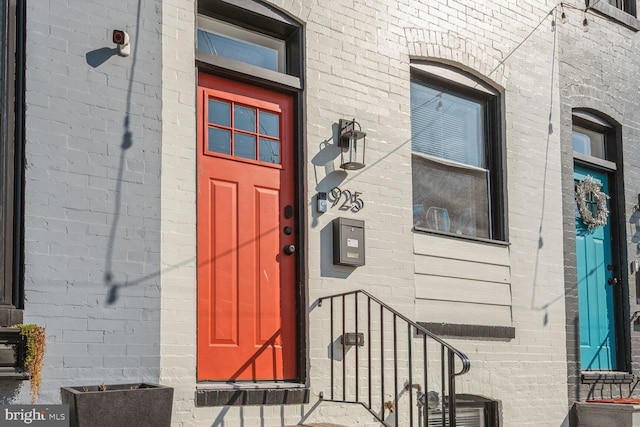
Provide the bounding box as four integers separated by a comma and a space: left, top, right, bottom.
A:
575, 402, 640, 427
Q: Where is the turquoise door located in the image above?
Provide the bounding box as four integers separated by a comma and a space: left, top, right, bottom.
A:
575, 165, 617, 370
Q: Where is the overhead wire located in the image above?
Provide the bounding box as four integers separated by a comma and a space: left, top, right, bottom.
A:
487, 1, 603, 78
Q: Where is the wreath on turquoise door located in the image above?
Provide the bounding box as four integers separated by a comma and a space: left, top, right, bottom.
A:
575, 175, 609, 230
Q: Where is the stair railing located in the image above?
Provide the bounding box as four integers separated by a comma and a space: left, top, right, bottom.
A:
318, 290, 471, 427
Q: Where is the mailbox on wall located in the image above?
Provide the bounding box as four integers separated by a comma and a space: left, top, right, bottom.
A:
333, 217, 365, 267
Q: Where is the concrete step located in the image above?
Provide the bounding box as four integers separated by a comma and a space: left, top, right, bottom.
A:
282, 424, 347, 427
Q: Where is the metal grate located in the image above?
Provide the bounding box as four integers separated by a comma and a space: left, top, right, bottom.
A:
427, 408, 485, 427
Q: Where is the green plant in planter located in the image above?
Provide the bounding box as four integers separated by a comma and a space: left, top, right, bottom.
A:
17, 324, 45, 403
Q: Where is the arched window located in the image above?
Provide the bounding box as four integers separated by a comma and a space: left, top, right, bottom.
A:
410, 61, 505, 241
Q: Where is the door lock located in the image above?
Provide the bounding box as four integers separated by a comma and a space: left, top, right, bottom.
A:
284, 205, 293, 219
283, 245, 296, 255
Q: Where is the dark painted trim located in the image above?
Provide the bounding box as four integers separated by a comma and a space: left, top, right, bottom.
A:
409, 67, 507, 242
412, 226, 511, 247
0, 1, 15, 307
0, 327, 28, 379
0, 0, 25, 314
581, 371, 635, 384
563, 105, 634, 407
195, 387, 310, 406
572, 152, 616, 171
573, 117, 630, 373
13, 0, 24, 310
199, 0, 300, 38
197, 0, 303, 78
195, 51, 301, 91
295, 90, 310, 388
588, 0, 640, 31
611, 128, 632, 374
0, 307, 21, 327
195, 0, 308, 386
418, 322, 515, 340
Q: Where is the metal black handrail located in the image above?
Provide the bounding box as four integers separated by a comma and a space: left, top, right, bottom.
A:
318, 290, 471, 427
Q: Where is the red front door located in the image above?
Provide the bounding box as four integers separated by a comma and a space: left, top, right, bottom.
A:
197, 73, 297, 381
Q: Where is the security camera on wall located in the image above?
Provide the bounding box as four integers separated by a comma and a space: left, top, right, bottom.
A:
112, 30, 130, 57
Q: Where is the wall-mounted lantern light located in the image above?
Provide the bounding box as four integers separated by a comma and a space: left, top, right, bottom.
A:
338, 118, 366, 170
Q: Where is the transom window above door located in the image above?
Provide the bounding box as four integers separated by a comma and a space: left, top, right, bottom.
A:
206, 97, 281, 165
573, 125, 605, 159
197, 0, 303, 83
571, 109, 617, 169
197, 16, 286, 73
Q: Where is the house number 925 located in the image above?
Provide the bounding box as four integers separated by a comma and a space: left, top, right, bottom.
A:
328, 187, 364, 213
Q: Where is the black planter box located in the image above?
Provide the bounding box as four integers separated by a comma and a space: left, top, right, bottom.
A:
61, 383, 173, 427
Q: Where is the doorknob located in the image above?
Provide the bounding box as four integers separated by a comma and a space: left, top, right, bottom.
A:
607, 265, 619, 286
283, 245, 296, 255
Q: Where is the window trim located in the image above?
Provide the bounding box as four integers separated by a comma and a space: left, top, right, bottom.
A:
198, 0, 303, 80
197, 15, 287, 73
195, 50, 301, 91
588, 0, 640, 31
570, 109, 630, 373
410, 64, 506, 242
606, 0, 636, 16
0, 0, 24, 312
572, 109, 617, 164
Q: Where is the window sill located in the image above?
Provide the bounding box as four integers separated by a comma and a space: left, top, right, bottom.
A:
195, 382, 309, 407
588, 1, 640, 31
418, 322, 515, 341
0, 327, 27, 381
413, 227, 510, 247
574, 152, 617, 171
0, 306, 23, 327
0, 367, 29, 380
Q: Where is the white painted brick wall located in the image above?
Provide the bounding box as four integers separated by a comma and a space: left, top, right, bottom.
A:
159, 0, 198, 424
17, 0, 636, 425
18, 0, 164, 404
158, 0, 571, 426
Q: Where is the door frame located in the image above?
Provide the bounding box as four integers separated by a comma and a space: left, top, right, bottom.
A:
572, 113, 630, 373
196, 74, 299, 381
193, 0, 308, 397
574, 163, 621, 370
196, 66, 308, 384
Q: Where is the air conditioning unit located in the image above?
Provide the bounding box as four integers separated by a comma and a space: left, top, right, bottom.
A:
427, 394, 500, 427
